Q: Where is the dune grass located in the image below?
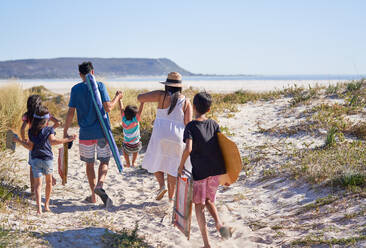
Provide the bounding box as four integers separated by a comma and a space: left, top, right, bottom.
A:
0, 83, 29, 150
284, 134, 366, 189
291, 234, 366, 246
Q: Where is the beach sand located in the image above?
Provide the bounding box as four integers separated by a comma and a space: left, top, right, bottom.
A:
1, 82, 365, 247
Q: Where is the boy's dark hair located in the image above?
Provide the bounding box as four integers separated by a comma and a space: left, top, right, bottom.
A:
124, 105, 138, 121
25, 94, 42, 124
78, 61, 94, 75
193, 92, 212, 114
29, 105, 49, 137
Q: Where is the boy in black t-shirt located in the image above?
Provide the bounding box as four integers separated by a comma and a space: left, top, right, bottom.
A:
178, 92, 231, 248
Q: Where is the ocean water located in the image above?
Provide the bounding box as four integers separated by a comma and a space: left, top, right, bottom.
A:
0, 75, 364, 94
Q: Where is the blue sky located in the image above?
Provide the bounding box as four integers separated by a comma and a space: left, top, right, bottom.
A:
0, 0, 365, 75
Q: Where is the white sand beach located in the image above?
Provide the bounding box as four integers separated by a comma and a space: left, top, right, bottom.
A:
0, 78, 343, 94
1, 82, 365, 247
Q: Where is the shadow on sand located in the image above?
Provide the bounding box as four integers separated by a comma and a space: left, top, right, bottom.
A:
42, 227, 107, 248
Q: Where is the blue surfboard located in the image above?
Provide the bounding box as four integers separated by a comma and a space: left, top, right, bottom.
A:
85, 74, 123, 173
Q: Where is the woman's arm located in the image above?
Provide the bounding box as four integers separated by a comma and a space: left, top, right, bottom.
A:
183, 99, 193, 126
20, 121, 27, 141
49, 133, 76, 146
178, 138, 192, 176
137, 90, 163, 103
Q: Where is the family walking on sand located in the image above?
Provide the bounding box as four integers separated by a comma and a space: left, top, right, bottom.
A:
14, 61, 232, 248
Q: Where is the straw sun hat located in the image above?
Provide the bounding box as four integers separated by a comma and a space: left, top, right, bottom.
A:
160, 72, 183, 87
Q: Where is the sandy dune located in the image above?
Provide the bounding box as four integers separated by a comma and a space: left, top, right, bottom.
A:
2, 94, 365, 247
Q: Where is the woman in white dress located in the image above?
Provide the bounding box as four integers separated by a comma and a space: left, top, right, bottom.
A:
138, 72, 192, 201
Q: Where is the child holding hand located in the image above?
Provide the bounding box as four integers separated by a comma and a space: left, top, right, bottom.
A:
118, 91, 144, 167
15, 105, 76, 214
20, 94, 61, 197
178, 92, 231, 248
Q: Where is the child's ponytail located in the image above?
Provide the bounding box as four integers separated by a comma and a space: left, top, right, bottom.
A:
29, 105, 49, 137
25, 95, 42, 124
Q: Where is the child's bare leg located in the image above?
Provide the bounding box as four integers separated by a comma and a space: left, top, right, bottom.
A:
30, 167, 34, 195
206, 199, 223, 231
123, 151, 131, 167
195, 203, 210, 248
131, 152, 138, 167
52, 176, 56, 186
44, 174, 52, 211
33, 177, 42, 214
167, 174, 177, 200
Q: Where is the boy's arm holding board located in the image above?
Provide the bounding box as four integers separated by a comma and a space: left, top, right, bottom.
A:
178, 138, 192, 176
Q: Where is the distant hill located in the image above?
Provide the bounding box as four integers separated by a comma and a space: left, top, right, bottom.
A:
0, 57, 194, 79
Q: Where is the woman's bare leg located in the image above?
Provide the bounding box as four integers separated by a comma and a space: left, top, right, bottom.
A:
167, 174, 177, 200
154, 171, 165, 189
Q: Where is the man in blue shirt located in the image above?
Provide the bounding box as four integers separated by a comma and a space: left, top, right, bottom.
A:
63, 62, 122, 206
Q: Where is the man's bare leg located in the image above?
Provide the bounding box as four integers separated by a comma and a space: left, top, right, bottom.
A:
96, 161, 108, 188
86, 162, 96, 203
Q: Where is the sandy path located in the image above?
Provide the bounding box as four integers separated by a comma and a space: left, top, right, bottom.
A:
4, 97, 365, 247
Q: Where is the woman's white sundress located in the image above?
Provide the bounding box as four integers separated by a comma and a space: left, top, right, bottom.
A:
142, 96, 191, 176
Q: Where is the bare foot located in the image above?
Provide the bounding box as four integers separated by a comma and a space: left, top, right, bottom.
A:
124, 164, 130, 168
84, 195, 97, 203
37, 209, 42, 215
44, 206, 52, 213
